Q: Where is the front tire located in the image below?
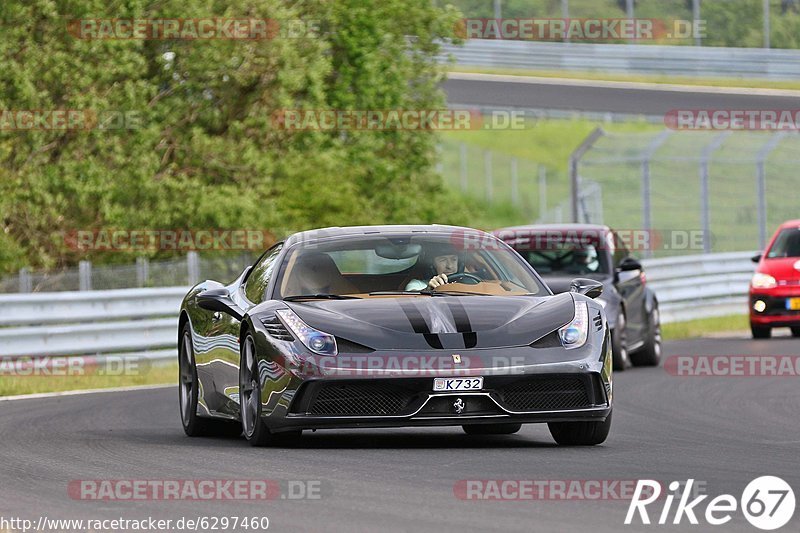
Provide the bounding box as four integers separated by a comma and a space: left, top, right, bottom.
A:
179, 324, 241, 437
751, 325, 771, 339
548, 411, 612, 446
611, 312, 630, 371
462, 423, 522, 435
239, 333, 302, 447
631, 302, 662, 367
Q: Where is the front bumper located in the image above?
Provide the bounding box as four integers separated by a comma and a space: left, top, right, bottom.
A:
749, 291, 800, 326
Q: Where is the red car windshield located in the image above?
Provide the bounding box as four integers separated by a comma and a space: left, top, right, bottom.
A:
766, 227, 800, 259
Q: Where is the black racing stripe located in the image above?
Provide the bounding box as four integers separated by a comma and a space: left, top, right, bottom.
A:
446, 300, 472, 332
445, 300, 477, 348
398, 300, 444, 349
424, 334, 444, 350
398, 300, 430, 334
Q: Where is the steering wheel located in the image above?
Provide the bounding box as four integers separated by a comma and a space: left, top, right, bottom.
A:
446, 272, 483, 285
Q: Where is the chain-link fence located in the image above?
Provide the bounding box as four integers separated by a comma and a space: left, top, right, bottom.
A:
446, 0, 800, 49
0, 252, 257, 294
573, 129, 800, 256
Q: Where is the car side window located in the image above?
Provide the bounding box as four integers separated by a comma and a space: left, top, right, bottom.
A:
612, 232, 629, 267
244, 245, 282, 304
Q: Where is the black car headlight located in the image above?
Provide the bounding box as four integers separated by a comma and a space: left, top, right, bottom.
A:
275, 309, 338, 356
558, 301, 589, 350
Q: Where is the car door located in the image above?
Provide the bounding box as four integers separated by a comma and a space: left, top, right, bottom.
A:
612, 232, 647, 346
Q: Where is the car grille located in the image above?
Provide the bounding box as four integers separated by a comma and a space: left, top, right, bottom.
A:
306, 382, 418, 416
496, 376, 592, 412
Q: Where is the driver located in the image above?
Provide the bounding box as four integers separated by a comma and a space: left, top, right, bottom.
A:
405, 247, 460, 291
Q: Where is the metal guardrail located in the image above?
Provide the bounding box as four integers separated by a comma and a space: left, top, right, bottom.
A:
442, 40, 800, 80
0, 252, 757, 362
643, 251, 755, 323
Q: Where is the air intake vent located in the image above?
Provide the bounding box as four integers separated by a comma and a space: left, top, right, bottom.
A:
497, 376, 592, 411
593, 311, 603, 331
260, 316, 294, 341
531, 330, 562, 348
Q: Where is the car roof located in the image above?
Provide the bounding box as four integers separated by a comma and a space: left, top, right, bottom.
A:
778, 219, 800, 229
284, 224, 489, 247
494, 223, 611, 236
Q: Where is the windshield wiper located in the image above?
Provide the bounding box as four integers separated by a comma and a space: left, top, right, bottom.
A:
283, 294, 361, 301
368, 290, 439, 296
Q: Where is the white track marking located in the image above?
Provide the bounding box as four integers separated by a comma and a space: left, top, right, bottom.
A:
0, 383, 174, 402
448, 72, 800, 98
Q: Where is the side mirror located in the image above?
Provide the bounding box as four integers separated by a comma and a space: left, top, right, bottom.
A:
617, 257, 643, 272
751, 254, 762, 264
197, 288, 244, 321
569, 278, 603, 299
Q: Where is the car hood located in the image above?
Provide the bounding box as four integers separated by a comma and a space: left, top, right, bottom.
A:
759, 257, 800, 281
284, 293, 576, 351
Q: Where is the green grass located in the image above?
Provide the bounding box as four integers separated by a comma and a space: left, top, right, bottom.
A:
0, 362, 177, 397
449, 66, 800, 92
662, 314, 749, 340
438, 118, 661, 231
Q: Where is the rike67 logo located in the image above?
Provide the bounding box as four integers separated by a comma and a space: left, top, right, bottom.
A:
626, 477, 795, 530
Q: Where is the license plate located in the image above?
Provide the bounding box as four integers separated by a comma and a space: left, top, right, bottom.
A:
787, 297, 800, 311
433, 377, 483, 391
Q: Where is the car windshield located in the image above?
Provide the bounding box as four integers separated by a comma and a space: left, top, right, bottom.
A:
514, 240, 608, 276
766, 227, 800, 258
274, 233, 546, 298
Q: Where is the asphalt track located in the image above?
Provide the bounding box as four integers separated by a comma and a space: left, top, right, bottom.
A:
443, 74, 800, 116
1, 335, 799, 532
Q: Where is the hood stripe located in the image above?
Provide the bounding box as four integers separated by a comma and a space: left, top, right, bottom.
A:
445, 300, 477, 348
398, 300, 444, 349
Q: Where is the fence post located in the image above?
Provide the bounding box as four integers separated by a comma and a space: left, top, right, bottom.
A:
699, 132, 731, 254
569, 127, 605, 223
187, 252, 200, 285
79, 261, 92, 291
763, 0, 771, 49
136, 257, 150, 287
18, 268, 32, 293
538, 166, 547, 219
561, 0, 570, 42
640, 130, 672, 258
510, 157, 519, 206
484, 151, 493, 202
692, 0, 702, 46
755, 131, 787, 250
459, 143, 468, 193
493, 0, 502, 19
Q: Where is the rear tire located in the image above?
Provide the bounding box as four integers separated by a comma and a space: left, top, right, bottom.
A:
462, 423, 522, 435
791, 327, 800, 338
611, 312, 630, 371
630, 302, 662, 367
179, 324, 242, 438
751, 325, 771, 339
548, 411, 612, 446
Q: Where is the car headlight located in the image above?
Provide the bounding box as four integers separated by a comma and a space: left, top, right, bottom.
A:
559, 301, 589, 350
751, 272, 777, 289
275, 309, 338, 356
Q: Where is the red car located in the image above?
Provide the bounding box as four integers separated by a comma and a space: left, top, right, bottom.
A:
750, 220, 800, 339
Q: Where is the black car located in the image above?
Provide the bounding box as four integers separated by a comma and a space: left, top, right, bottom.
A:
494, 224, 661, 371
178, 225, 613, 446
